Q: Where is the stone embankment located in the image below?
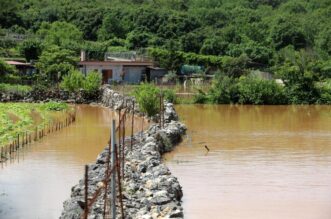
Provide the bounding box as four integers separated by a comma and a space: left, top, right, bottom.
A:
0, 89, 99, 103
60, 85, 186, 219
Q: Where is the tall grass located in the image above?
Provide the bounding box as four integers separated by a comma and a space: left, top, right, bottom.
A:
0, 83, 32, 95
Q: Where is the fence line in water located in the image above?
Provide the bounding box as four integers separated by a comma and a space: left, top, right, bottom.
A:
81, 96, 165, 219
0, 108, 77, 163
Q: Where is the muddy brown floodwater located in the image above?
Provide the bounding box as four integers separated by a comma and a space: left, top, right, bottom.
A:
164, 104, 331, 219
0, 105, 147, 219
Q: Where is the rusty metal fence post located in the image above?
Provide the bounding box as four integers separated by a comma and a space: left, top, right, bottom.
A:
162, 94, 165, 128
121, 113, 125, 179
84, 165, 89, 219
115, 144, 125, 219
131, 102, 135, 150
111, 120, 117, 219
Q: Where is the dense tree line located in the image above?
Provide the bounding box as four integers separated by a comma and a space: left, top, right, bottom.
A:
1, 0, 330, 61
0, 0, 331, 103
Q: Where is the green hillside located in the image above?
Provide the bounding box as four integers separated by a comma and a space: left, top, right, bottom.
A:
0, 0, 331, 104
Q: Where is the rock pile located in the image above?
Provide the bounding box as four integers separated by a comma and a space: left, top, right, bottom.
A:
60, 87, 186, 219
0, 88, 100, 103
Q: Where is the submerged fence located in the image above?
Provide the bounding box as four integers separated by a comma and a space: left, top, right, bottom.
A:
0, 109, 77, 163
82, 104, 133, 219
81, 95, 165, 219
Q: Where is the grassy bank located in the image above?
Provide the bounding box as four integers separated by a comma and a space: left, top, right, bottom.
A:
0, 102, 69, 147
0, 83, 32, 95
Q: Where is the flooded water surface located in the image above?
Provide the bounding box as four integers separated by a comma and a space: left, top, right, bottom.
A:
0, 105, 145, 219
164, 105, 331, 219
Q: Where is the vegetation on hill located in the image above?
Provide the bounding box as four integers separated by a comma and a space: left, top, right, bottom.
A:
0, 0, 330, 104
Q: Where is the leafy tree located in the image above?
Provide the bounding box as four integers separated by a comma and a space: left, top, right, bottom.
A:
227, 39, 273, 65
0, 0, 330, 105
38, 21, 83, 51
133, 7, 168, 34
280, 1, 307, 14
0, 58, 17, 78
316, 27, 331, 56
19, 39, 42, 62
157, 13, 200, 39
276, 49, 320, 104
221, 54, 251, 77
71, 8, 104, 40
36, 46, 78, 84
248, 0, 285, 9
270, 16, 308, 50
0, 0, 21, 28
126, 30, 151, 50
181, 31, 205, 53
200, 37, 228, 56
97, 12, 126, 41
192, 8, 228, 28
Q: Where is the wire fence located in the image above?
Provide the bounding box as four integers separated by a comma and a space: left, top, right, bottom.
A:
0, 109, 77, 163
81, 95, 165, 219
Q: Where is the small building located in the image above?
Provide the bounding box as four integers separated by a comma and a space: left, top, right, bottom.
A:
5, 60, 36, 75
79, 60, 154, 84
146, 67, 168, 83
180, 64, 204, 75
78, 51, 167, 84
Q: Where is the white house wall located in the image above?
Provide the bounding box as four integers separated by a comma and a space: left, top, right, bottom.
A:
80, 64, 146, 84
81, 64, 123, 81
123, 66, 145, 84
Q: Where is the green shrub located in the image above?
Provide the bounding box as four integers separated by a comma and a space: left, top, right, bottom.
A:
84, 71, 101, 94
193, 90, 208, 104
316, 80, 331, 104
238, 76, 286, 104
42, 101, 68, 111
207, 74, 239, 104
1, 74, 22, 84
0, 58, 17, 78
276, 50, 320, 104
162, 89, 176, 103
60, 69, 84, 92
164, 71, 177, 83
0, 83, 32, 95
133, 83, 160, 117
195, 74, 288, 105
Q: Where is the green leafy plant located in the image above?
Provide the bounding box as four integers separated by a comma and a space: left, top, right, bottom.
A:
193, 90, 208, 104
207, 73, 239, 104
162, 89, 177, 103
133, 83, 160, 117
0, 83, 32, 95
60, 69, 85, 92
0, 58, 17, 79
238, 76, 286, 104
83, 71, 101, 94
0, 102, 70, 146
42, 101, 68, 111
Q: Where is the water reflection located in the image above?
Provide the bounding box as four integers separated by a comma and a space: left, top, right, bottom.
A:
0, 105, 146, 219
164, 104, 331, 219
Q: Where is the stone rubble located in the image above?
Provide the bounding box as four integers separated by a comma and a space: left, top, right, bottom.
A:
60, 86, 186, 219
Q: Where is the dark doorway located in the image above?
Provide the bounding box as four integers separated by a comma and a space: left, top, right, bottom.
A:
102, 69, 113, 84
